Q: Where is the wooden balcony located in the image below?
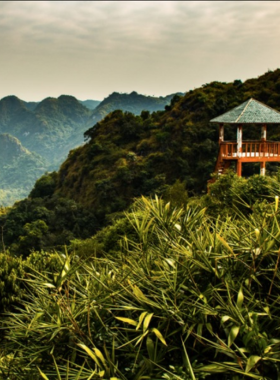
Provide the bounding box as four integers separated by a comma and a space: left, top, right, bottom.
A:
220, 141, 280, 162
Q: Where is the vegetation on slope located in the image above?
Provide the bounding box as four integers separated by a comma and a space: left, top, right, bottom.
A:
0, 95, 92, 165
1, 187, 280, 379
0, 92, 177, 206
0, 134, 48, 206
56, 69, 280, 217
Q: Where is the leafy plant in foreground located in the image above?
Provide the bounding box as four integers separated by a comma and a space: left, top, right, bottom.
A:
1, 195, 280, 379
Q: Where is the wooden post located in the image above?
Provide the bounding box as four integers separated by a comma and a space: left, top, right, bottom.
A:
260, 161, 266, 176
237, 160, 242, 176
219, 124, 224, 144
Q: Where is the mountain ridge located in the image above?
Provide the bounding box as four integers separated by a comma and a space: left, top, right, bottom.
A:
0, 91, 178, 206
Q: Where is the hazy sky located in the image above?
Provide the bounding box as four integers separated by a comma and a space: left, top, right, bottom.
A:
1, 1, 280, 101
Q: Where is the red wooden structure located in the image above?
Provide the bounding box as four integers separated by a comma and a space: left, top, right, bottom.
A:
210, 98, 280, 177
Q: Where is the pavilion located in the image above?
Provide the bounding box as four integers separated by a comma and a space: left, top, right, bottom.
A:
210, 98, 280, 177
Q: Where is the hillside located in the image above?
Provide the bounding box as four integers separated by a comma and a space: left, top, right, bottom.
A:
0, 92, 178, 168
0, 133, 47, 206
0, 95, 91, 165
90, 91, 181, 124
0, 92, 182, 206
54, 69, 280, 219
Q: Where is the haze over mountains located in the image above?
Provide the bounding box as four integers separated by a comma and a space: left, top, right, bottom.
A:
0, 91, 178, 205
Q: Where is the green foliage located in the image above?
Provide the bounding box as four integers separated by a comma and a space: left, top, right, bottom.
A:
1, 195, 97, 256
0, 252, 24, 314
29, 172, 58, 199
17, 220, 49, 253
163, 179, 189, 207
2, 194, 280, 379
204, 171, 278, 217
0, 250, 66, 317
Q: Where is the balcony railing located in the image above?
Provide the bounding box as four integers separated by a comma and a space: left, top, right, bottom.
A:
220, 141, 280, 158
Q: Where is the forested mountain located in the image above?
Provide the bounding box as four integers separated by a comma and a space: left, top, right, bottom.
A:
0, 95, 92, 165
0, 92, 177, 206
0, 133, 47, 205
0, 92, 178, 167
56, 69, 280, 215
91, 91, 182, 124
23, 99, 102, 111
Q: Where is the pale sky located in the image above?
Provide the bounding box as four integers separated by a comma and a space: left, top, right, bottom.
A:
1, 1, 280, 101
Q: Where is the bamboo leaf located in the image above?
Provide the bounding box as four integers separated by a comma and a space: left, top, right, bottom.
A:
245, 355, 261, 373
216, 234, 234, 255
181, 337, 196, 380
136, 311, 148, 330
132, 285, 149, 302
143, 313, 153, 332
52, 355, 62, 380
165, 258, 176, 268
228, 325, 240, 347
151, 328, 167, 346
195, 363, 226, 373
201, 362, 263, 378
42, 283, 56, 289
146, 335, 155, 360
221, 315, 231, 323
37, 367, 49, 380
135, 330, 149, 346
93, 347, 107, 368
77, 343, 101, 367
237, 286, 244, 309
115, 317, 137, 326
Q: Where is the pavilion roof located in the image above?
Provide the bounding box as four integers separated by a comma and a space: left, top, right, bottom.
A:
210, 98, 280, 124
